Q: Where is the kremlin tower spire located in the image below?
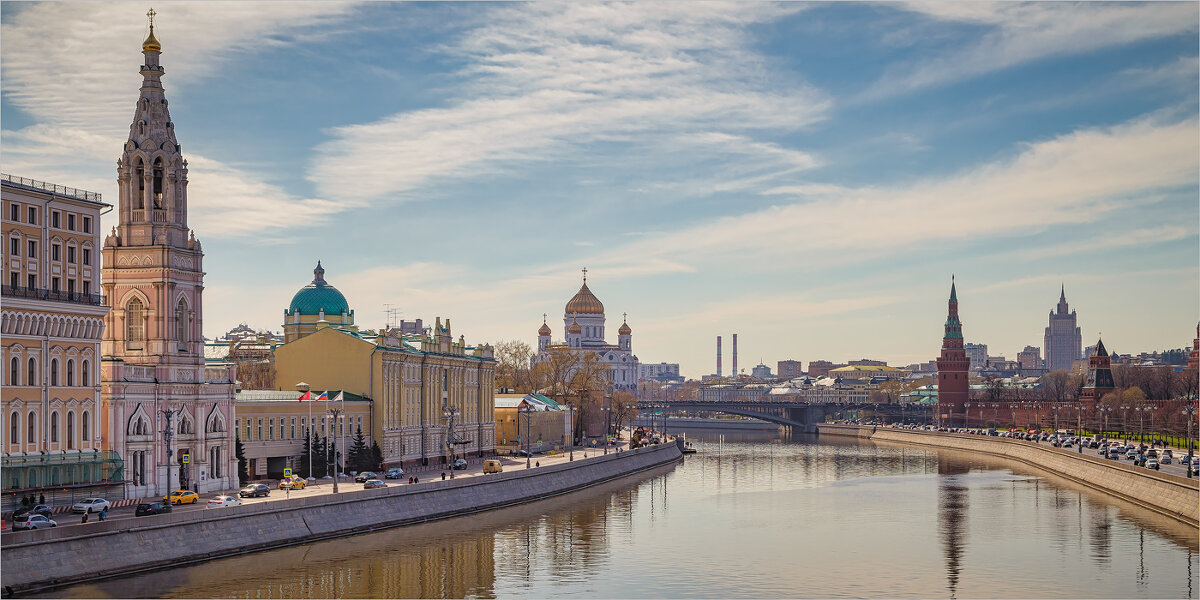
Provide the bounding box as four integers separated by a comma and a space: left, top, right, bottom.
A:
936, 276, 969, 426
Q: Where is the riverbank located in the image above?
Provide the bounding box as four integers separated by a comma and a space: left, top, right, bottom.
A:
631, 417, 781, 430
0, 441, 683, 596
817, 424, 1199, 526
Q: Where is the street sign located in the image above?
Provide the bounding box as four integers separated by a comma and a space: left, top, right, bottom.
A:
181, 453, 190, 464
537, 440, 543, 447
283, 468, 293, 477
591, 439, 597, 446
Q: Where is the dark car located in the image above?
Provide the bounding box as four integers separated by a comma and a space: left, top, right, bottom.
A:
354, 471, 378, 483
363, 479, 387, 489
239, 484, 271, 498
12, 504, 53, 519
135, 502, 173, 516
451, 458, 468, 470
384, 468, 405, 479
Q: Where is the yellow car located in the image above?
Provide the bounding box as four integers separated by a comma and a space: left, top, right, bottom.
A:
279, 476, 307, 490
164, 490, 199, 505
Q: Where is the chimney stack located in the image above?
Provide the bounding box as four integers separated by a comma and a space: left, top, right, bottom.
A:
717, 335, 723, 377
732, 333, 738, 377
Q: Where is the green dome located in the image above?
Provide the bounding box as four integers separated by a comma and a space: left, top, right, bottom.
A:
287, 262, 350, 316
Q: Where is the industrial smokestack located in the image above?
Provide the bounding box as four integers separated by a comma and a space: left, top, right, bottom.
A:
717, 335, 723, 377
733, 333, 738, 377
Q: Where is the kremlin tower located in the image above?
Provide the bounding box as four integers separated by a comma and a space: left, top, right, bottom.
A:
935, 278, 969, 426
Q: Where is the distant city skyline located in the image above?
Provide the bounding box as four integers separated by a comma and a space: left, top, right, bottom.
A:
2, 2, 1197, 378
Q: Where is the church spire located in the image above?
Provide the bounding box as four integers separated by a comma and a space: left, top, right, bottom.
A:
142, 8, 162, 53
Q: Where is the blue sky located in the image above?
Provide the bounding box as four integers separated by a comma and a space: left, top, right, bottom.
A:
3, 2, 1197, 378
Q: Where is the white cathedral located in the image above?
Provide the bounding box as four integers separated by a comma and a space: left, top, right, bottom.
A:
535, 271, 639, 391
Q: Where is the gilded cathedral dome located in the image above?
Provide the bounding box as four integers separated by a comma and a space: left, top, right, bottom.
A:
565, 282, 604, 315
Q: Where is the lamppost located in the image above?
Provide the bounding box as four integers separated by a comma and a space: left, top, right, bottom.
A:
444, 406, 458, 479
1137, 406, 1148, 444
1076, 403, 1084, 453
1053, 404, 1061, 432
1120, 405, 1131, 440
326, 404, 344, 494
296, 382, 312, 480
603, 395, 612, 455
964, 402, 971, 428
1099, 405, 1112, 439
159, 406, 183, 496
1183, 404, 1196, 478
990, 403, 999, 429
519, 404, 532, 469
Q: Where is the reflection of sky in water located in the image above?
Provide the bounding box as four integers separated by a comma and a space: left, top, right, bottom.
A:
47, 431, 1198, 599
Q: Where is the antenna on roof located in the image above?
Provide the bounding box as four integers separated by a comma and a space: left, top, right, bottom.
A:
383, 304, 401, 329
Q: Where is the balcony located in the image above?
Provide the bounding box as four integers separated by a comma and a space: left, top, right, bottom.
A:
0, 285, 103, 306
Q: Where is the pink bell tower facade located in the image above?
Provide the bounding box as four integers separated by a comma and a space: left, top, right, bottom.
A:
100, 13, 237, 497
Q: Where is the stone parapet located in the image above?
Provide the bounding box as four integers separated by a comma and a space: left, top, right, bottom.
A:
0, 442, 682, 595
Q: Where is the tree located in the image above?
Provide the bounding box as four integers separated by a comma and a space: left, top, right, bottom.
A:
370, 441, 384, 471
495, 340, 536, 393
611, 391, 637, 435
298, 432, 312, 478
235, 433, 249, 485
347, 426, 370, 472
309, 433, 328, 479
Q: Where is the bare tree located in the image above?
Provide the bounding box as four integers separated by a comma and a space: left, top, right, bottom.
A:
494, 339, 535, 393
611, 391, 637, 435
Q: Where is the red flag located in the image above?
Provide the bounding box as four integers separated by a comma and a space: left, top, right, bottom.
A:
298, 390, 311, 402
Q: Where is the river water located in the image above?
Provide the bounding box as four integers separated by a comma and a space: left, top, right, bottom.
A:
49, 431, 1198, 599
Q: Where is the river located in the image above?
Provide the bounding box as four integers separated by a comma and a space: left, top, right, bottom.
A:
46, 430, 1199, 599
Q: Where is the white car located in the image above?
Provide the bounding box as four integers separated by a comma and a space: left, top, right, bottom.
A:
206, 495, 243, 509
72, 497, 111, 514
1160, 455, 1172, 464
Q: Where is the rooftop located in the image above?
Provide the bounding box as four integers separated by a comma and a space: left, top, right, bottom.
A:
2, 173, 105, 205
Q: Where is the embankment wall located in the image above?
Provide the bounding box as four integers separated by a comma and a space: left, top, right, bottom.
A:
0, 442, 682, 594
818, 424, 1199, 526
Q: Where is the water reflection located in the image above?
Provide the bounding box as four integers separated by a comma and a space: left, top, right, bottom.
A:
45, 431, 1197, 599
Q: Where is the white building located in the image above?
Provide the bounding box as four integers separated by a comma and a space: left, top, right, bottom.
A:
534, 272, 639, 391
638, 362, 681, 382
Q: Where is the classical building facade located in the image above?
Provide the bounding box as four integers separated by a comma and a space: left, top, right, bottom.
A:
2, 174, 117, 506
100, 23, 238, 497
234, 390, 373, 479
273, 264, 496, 468
1044, 286, 1082, 373
534, 272, 639, 391
935, 279, 969, 426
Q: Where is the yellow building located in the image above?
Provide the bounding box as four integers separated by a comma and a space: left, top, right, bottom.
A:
494, 394, 573, 454
272, 264, 496, 468
234, 390, 372, 479
827, 364, 910, 380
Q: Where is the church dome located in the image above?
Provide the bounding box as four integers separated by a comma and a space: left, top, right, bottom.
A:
567, 318, 582, 334
566, 282, 604, 315
618, 321, 632, 335
142, 26, 162, 53
288, 262, 349, 316
539, 321, 552, 336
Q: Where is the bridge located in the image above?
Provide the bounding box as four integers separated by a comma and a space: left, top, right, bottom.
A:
635, 400, 932, 432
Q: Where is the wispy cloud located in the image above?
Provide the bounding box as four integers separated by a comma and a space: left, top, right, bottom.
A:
309, 3, 829, 203
1, 2, 356, 238
862, 2, 1199, 99
1004, 226, 1195, 262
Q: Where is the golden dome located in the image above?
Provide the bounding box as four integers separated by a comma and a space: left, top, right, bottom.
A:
565, 282, 604, 315
538, 321, 552, 336
142, 26, 162, 52
567, 318, 582, 334
618, 321, 632, 335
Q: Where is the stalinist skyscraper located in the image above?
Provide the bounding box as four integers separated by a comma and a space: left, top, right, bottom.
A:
101, 12, 238, 496
1044, 286, 1082, 373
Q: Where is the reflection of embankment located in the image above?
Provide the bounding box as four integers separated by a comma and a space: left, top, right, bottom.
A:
46, 462, 676, 600
871, 439, 1200, 553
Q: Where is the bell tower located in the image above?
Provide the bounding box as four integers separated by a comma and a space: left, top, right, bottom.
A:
102, 9, 205, 365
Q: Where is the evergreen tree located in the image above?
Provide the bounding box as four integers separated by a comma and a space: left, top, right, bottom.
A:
235, 433, 249, 485
348, 426, 370, 472
370, 441, 384, 471
325, 437, 337, 476
298, 432, 312, 478
311, 434, 328, 479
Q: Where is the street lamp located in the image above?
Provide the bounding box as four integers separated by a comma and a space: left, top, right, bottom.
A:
159, 405, 183, 496
1120, 406, 1130, 440
296, 382, 312, 480
444, 406, 458, 479
1183, 404, 1196, 478
1099, 405, 1112, 439
964, 403, 972, 428
603, 395, 612, 455
326, 405, 344, 494
519, 404, 532, 469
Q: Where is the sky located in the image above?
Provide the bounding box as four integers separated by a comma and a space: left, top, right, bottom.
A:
2, 2, 1197, 379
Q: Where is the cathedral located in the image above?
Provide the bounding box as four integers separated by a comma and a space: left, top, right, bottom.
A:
535, 271, 639, 391
100, 16, 238, 496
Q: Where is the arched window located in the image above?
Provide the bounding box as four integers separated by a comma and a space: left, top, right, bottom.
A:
9, 357, 17, 386
82, 360, 90, 386
27, 358, 36, 386
175, 298, 188, 348
66, 411, 75, 450
10, 412, 19, 446
152, 158, 164, 209
66, 359, 74, 387
127, 298, 145, 348
27, 412, 36, 445
82, 411, 90, 441
50, 411, 59, 443
135, 158, 146, 209
50, 359, 58, 387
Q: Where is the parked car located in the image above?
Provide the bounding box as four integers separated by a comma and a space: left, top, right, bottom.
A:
384, 468, 405, 479
12, 504, 53, 519
451, 458, 468, 470
279, 476, 307, 490
354, 471, 378, 483
135, 502, 173, 516
164, 490, 199, 505
239, 484, 270, 498
11, 514, 57, 530
72, 497, 111, 514
363, 479, 387, 489
206, 495, 243, 509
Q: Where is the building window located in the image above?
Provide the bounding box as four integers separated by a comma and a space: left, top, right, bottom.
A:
66, 359, 74, 386
9, 357, 17, 386
50, 359, 58, 386
82, 360, 89, 386
290, 418, 296, 439
67, 246, 75, 264
27, 358, 36, 386
51, 277, 59, 292
67, 214, 76, 231
50, 411, 59, 443
9, 203, 18, 222
27, 274, 35, 289
257, 419, 263, 441
82, 411, 90, 441
301, 417, 307, 438
175, 298, 188, 349
52, 212, 59, 228
245, 419, 251, 441
126, 298, 145, 348
83, 248, 91, 266
27, 412, 36, 445
9, 237, 18, 256
83, 216, 91, 233
66, 412, 75, 450
268, 418, 275, 441
27, 240, 36, 258
83, 280, 91, 296
27, 206, 36, 224
10, 412, 19, 446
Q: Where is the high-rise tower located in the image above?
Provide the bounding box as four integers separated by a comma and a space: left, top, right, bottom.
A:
936, 278, 969, 426
1044, 286, 1082, 372
101, 13, 237, 496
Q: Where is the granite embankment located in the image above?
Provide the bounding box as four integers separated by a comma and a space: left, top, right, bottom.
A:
818, 424, 1199, 526
0, 442, 683, 595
